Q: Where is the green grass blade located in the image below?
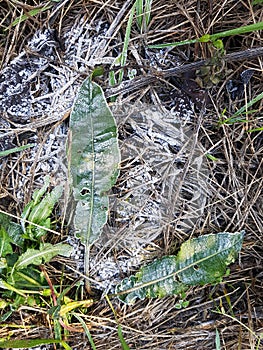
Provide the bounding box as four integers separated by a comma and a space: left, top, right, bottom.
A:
144, 0, 152, 27
118, 325, 131, 350
149, 21, 263, 48
8, 4, 52, 28
232, 91, 263, 117
219, 91, 263, 125
0, 278, 27, 297
72, 313, 97, 350
149, 38, 198, 48
0, 144, 34, 158
208, 21, 263, 40
118, 2, 136, 83
0, 339, 70, 349
248, 126, 263, 132
136, 0, 152, 32
215, 329, 221, 350
135, 0, 143, 29
61, 341, 73, 350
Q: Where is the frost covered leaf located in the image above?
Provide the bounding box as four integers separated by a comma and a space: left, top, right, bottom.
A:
116, 256, 187, 305
116, 231, 245, 304
177, 232, 245, 285
69, 78, 120, 270
14, 243, 73, 270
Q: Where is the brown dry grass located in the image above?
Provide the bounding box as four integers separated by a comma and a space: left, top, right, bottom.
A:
0, 0, 262, 349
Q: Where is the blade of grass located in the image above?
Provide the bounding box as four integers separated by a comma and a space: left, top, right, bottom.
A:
0, 144, 35, 158
8, 4, 53, 29
136, 0, 152, 32
248, 127, 263, 132
0, 279, 27, 297
135, 0, 143, 29
117, 325, 131, 350
60, 341, 73, 350
149, 21, 263, 48
215, 329, 221, 350
0, 338, 71, 349
144, 0, 152, 28
232, 91, 263, 117
105, 295, 131, 350
220, 91, 263, 125
72, 313, 97, 350
118, 2, 136, 83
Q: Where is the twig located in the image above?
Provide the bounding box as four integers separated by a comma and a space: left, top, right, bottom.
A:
105, 47, 263, 98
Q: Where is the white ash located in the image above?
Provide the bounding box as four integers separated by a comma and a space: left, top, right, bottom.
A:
1, 19, 112, 192
145, 47, 182, 69
170, 93, 195, 121
0, 18, 209, 293
65, 236, 86, 274
0, 29, 60, 120
87, 103, 209, 290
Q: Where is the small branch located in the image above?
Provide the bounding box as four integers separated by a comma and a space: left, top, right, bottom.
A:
105, 47, 263, 98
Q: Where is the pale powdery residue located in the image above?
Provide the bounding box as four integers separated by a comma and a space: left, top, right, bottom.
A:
0, 19, 207, 293
87, 104, 209, 290
0, 29, 59, 119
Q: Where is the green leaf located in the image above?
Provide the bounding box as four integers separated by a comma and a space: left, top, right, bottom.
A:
28, 185, 63, 235
215, 329, 221, 350
0, 258, 7, 270
21, 177, 63, 239
69, 78, 120, 275
136, 0, 143, 29
8, 4, 53, 28
213, 39, 224, 51
0, 278, 27, 297
248, 126, 263, 132
176, 232, 244, 285
206, 154, 219, 161
32, 175, 50, 204
231, 91, 263, 118
199, 34, 211, 42
8, 267, 44, 289
149, 21, 263, 48
14, 243, 73, 270
59, 299, 93, 316
116, 231, 245, 304
0, 227, 13, 257
0, 212, 24, 247
118, 2, 136, 83
116, 256, 188, 304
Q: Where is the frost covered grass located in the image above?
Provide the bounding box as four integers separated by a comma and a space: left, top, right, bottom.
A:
0, 0, 262, 349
